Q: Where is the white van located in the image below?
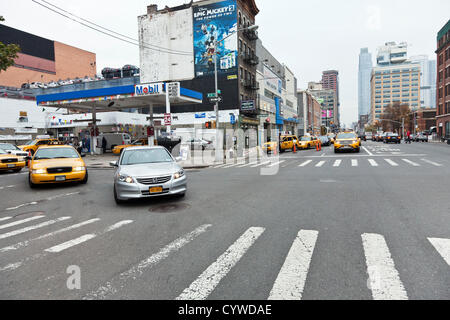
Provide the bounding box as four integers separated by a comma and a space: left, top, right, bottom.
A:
98, 133, 132, 152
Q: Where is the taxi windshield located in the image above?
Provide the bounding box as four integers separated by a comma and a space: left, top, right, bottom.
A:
337, 133, 357, 140
301, 137, 311, 142
25, 140, 38, 146
121, 149, 173, 166
34, 148, 80, 160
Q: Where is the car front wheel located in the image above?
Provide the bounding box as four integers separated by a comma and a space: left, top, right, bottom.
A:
28, 174, 37, 189
81, 170, 88, 184
114, 186, 125, 205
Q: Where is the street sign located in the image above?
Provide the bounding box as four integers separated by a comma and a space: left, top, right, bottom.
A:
209, 97, 223, 103
164, 113, 172, 126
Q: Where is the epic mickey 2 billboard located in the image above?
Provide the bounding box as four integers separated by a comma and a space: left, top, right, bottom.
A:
193, 0, 238, 79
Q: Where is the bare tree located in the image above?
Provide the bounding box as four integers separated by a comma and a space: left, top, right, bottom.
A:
381, 102, 411, 134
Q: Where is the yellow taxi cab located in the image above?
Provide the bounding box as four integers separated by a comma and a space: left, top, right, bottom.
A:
112, 138, 148, 155
262, 141, 278, 154
27, 145, 88, 188
280, 135, 300, 153
334, 132, 361, 153
298, 135, 319, 149
0, 148, 26, 173
19, 137, 61, 155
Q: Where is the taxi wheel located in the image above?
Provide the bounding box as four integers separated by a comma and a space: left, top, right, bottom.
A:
13, 168, 22, 173
81, 170, 88, 184
28, 174, 37, 189
355, 147, 361, 153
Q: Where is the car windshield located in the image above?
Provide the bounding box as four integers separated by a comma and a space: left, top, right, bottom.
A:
337, 133, 357, 139
25, 140, 38, 146
0, 143, 18, 150
0, 148, 6, 155
34, 148, 80, 160
121, 149, 173, 165
301, 137, 311, 141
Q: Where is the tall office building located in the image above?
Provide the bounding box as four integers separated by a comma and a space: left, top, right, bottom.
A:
410, 55, 436, 109
370, 63, 421, 123
377, 42, 408, 65
358, 48, 373, 120
321, 70, 340, 126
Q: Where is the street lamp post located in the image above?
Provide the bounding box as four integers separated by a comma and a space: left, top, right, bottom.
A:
213, 25, 258, 162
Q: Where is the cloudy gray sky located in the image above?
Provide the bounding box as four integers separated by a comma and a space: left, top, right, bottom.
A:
2, 0, 449, 126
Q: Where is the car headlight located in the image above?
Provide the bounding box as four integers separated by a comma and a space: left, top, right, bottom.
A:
32, 169, 46, 174
174, 169, 185, 180
118, 175, 134, 184
73, 166, 86, 172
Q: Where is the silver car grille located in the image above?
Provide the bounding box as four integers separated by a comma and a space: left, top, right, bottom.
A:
137, 176, 172, 185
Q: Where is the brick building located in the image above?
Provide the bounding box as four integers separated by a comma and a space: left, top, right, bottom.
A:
407, 108, 437, 133
0, 25, 97, 88
436, 19, 450, 139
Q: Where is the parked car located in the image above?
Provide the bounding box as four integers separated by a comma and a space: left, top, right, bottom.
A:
384, 133, 401, 144
110, 146, 186, 204
112, 138, 148, 155
185, 138, 213, 151
298, 135, 319, 149
415, 133, 428, 142
99, 133, 132, 152
47, 81, 58, 88
157, 133, 182, 153
0, 148, 26, 173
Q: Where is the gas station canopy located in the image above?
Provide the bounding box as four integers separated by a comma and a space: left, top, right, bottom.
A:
36, 82, 203, 112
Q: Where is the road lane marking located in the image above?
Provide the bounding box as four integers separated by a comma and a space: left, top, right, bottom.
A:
223, 162, 246, 169
299, 160, 313, 167
84, 224, 212, 300
315, 161, 326, 168
0, 216, 44, 231
0, 185, 15, 191
421, 159, 442, 167
45, 220, 133, 253
5, 202, 38, 212
177, 227, 265, 300
333, 160, 342, 167
268, 230, 319, 300
0, 218, 101, 253
428, 238, 450, 266
212, 164, 227, 169
0, 217, 71, 241
402, 159, 420, 167
362, 146, 374, 156
251, 161, 270, 168
385, 159, 399, 167
352, 159, 358, 167
238, 161, 258, 168
368, 159, 379, 167
268, 160, 285, 168
0, 217, 12, 222
362, 233, 408, 300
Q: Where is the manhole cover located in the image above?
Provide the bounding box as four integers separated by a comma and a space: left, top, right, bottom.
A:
149, 203, 191, 213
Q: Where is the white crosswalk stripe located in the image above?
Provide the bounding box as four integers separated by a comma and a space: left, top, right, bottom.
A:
0, 218, 101, 253
0, 217, 12, 223
45, 220, 133, 253
0, 217, 71, 241
352, 159, 358, 167
385, 159, 399, 167
0, 216, 45, 231
177, 227, 265, 300
251, 161, 271, 168
315, 161, 326, 168
212, 164, 227, 169
333, 160, 342, 167
223, 162, 246, 169
402, 159, 420, 167
84, 224, 212, 300
368, 159, 378, 167
421, 159, 442, 167
428, 238, 450, 266
269, 230, 318, 300
238, 161, 259, 168
268, 160, 285, 168
361, 233, 408, 300
299, 160, 313, 167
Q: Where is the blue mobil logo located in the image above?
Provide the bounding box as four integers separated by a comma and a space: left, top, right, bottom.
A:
135, 83, 164, 96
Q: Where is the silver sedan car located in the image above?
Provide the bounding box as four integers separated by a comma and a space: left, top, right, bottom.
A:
110, 146, 187, 204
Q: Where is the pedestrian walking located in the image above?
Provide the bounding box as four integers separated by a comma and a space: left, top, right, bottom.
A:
102, 136, 107, 154
406, 130, 411, 144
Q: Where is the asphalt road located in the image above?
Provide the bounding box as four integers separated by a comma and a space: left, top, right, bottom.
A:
0, 140, 449, 300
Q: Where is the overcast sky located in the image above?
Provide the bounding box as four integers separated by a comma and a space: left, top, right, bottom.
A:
2, 0, 449, 127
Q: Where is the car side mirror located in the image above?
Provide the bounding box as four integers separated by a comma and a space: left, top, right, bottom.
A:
110, 161, 118, 167
80, 153, 86, 158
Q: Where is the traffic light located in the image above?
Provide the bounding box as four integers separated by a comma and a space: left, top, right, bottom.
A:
205, 121, 212, 129
212, 121, 217, 129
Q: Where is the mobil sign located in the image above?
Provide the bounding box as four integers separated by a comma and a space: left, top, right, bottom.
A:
135, 82, 165, 96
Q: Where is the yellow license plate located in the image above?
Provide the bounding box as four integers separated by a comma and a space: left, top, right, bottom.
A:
149, 187, 163, 194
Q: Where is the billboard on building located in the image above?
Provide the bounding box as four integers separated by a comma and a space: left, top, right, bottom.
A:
193, 0, 238, 79
263, 66, 282, 95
